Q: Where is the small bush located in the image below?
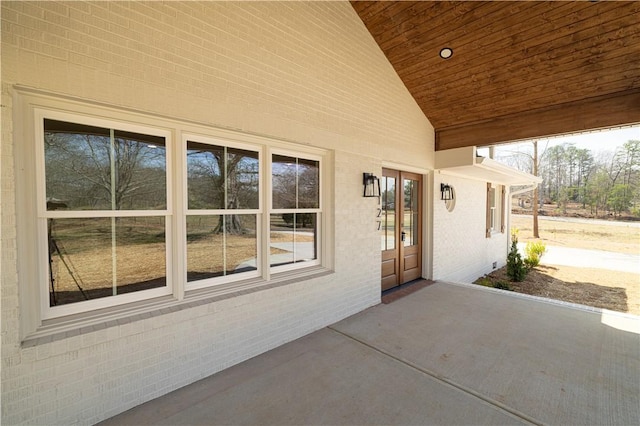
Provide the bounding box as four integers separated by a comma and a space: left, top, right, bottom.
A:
524, 241, 547, 268
475, 276, 511, 291
475, 276, 493, 287
493, 281, 512, 291
506, 238, 527, 282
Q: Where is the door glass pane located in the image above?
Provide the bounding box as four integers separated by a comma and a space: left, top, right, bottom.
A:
403, 179, 419, 247
48, 217, 166, 306
44, 119, 167, 211
381, 176, 395, 251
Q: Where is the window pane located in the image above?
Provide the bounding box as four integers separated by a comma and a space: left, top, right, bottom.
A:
44, 119, 166, 211
187, 142, 224, 209
272, 155, 297, 209
381, 176, 395, 251
48, 217, 166, 306
227, 147, 259, 209
187, 143, 259, 210
272, 155, 319, 209
187, 214, 257, 282
270, 213, 317, 267
403, 179, 418, 247
294, 213, 317, 262
297, 158, 319, 208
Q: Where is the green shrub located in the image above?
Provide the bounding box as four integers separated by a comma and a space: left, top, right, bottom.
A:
493, 281, 511, 291
475, 276, 493, 287
506, 238, 527, 282
524, 241, 547, 268
475, 276, 511, 291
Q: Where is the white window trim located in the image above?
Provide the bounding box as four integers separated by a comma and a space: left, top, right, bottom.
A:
489, 187, 497, 232
35, 109, 175, 319
269, 148, 323, 273
182, 133, 263, 291
14, 87, 333, 342
486, 183, 505, 237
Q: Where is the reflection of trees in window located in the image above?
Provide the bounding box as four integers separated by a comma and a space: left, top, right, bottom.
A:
270, 154, 319, 268
43, 119, 169, 307
187, 141, 259, 234
272, 155, 319, 209
44, 119, 166, 210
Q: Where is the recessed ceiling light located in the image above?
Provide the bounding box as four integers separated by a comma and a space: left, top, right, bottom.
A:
439, 47, 453, 59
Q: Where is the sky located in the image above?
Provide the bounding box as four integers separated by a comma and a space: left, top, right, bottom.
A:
534, 125, 640, 153
481, 125, 640, 157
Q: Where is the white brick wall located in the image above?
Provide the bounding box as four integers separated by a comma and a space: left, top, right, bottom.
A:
432, 175, 509, 283
1, 2, 434, 424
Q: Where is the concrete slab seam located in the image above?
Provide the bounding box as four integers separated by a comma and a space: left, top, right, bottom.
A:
326, 326, 543, 426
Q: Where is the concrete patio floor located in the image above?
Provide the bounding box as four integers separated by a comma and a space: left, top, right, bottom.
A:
101, 282, 640, 425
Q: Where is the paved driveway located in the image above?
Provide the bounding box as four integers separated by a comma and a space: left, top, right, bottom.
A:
101, 282, 640, 426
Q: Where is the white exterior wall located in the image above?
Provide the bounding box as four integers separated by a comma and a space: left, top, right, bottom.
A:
1, 2, 434, 424
432, 174, 509, 283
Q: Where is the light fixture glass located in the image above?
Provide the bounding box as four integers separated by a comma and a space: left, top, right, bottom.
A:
440, 183, 454, 201
439, 47, 453, 59
363, 172, 381, 198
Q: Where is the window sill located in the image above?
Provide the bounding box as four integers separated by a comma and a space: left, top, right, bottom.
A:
22, 267, 334, 348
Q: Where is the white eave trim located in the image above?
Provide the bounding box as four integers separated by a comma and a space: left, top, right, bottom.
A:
435, 146, 542, 186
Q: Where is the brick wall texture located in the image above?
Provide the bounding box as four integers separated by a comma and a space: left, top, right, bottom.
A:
1, 2, 437, 424
432, 175, 509, 283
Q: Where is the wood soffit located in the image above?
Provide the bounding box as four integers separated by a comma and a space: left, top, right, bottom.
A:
351, 1, 640, 150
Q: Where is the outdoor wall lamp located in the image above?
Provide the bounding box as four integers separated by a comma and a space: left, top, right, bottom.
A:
441, 183, 454, 201
363, 172, 381, 197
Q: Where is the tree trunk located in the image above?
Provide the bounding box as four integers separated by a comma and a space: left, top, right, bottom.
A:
532, 141, 540, 238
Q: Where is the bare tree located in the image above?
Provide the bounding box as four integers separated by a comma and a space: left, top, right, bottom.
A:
496, 140, 549, 238
532, 141, 540, 238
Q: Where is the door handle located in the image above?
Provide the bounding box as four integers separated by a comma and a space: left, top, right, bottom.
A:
401, 231, 406, 242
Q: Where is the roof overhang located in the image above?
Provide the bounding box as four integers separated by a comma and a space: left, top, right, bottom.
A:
351, 2, 640, 151
435, 146, 542, 186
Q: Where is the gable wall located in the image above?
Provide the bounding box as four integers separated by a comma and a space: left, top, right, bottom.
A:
1, 2, 434, 424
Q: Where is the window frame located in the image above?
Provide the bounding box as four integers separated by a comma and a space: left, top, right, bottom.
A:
486, 182, 506, 238
183, 133, 263, 290
269, 148, 323, 273
35, 109, 174, 320
14, 89, 332, 339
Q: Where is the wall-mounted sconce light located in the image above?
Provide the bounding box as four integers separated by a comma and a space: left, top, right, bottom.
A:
363, 172, 381, 197
441, 183, 454, 201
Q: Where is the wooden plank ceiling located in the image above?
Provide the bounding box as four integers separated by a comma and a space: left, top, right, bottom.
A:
351, 1, 640, 150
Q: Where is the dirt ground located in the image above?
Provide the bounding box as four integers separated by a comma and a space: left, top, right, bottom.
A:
477, 264, 640, 315
477, 207, 640, 315
511, 214, 640, 255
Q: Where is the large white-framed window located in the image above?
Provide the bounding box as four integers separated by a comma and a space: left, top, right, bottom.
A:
15, 90, 330, 336
36, 110, 173, 319
270, 150, 322, 271
185, 135, 262, 290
